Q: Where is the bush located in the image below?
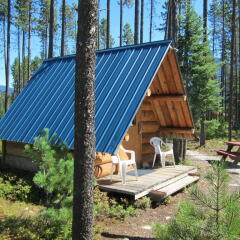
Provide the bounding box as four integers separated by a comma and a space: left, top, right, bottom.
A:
153, 162, 240, 240
134, 196, 151, 209
0, 173, 31, 202
0, 213, 71, 240
25, 129, 73, 207
203, 119, 228, 139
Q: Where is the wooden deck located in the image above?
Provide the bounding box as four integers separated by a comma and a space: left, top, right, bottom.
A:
98, 165, 198, 200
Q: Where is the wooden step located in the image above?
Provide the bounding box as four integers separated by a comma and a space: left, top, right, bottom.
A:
149, 175, 199, 201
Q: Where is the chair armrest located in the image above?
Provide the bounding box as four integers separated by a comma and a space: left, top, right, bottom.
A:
123, 149, 135, 160
164, 143, 173, 149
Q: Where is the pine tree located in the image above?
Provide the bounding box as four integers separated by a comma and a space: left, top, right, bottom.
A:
73, 0, 97, 238
177, 2, 221, 136
122, 23, 134, 45
99, 18, 114, 49
154, 162, 240, 239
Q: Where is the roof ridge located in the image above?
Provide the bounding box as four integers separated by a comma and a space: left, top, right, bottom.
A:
44, 40, 172, 63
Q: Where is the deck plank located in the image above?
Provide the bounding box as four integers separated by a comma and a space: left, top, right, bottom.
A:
98, 165, 198, 199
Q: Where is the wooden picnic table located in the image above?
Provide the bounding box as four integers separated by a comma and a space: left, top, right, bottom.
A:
215, 141, 240, 163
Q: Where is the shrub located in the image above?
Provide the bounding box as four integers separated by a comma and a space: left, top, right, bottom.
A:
25, 129, 73, 207
153, 162, 240, 240
0, 173, 31, 202
134, 196, 151, 209
203, 119, 228, 139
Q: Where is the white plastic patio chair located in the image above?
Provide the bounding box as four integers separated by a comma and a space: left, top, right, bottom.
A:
150, 137, 175, 168
111, 145, 138, 185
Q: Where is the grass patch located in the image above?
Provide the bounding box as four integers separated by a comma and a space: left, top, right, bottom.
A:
0, 198, 43, 218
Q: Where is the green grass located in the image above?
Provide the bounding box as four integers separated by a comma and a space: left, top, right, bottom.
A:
0, 198, 43, 218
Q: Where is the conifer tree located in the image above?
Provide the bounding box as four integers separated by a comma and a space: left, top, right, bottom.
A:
177, 2, 221, 139
122, 23, 134, 45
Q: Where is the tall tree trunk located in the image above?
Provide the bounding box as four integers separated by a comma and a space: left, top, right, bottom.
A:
72, 0, 97, 239
199, 0, 208, 146
149, 0, 153, 42
61, 0, 66, 56
203, 0, 208, 42
48, 0, 54, 58
97, 0, 100, 49
220, 0, 226, 115
228, 0, 236, 140
119, 0, 123, 46
140, 0, 144, 43
22, 30, 26, 87
27, 0, 32, 82
18, 26, 21, 94
134, 0, 139, 44
106, 0, 110, 48
2, 0, 11, 167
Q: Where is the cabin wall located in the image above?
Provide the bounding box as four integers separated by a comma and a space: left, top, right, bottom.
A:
5, 142, 38, 172
4, 141, 114, 178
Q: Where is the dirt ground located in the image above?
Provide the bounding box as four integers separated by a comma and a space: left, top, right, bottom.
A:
101, 150, 239, 240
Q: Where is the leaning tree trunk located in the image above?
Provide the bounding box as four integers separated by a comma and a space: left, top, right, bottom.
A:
61, 0, 66, 56
72, 0, 97, 239
48, 0, 54, 58
134, 0, 139, 44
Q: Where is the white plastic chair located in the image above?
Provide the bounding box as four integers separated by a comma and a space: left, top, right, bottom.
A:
150, 137, 175, 168
111, 145, 138, 185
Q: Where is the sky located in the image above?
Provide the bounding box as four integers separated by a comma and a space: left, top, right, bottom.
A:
0, 0, 203, 86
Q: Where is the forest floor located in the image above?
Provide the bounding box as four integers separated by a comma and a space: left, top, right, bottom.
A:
101, 149, 240, 240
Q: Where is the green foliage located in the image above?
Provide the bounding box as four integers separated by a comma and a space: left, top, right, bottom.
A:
0, 213, 71, 240
122, 23, 134, 46
177, 1, 221, 122
202, 119, 228, 139
99, 18, 115, 49
134, 196, 151, 209
25, 129, 73, 207
0, 172, 31, 202
153, 162, 240, 240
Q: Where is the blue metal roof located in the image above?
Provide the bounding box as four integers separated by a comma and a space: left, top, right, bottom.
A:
0, 40, 171, 154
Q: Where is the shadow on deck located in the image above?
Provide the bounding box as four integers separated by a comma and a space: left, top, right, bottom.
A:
98, 165, 199, 200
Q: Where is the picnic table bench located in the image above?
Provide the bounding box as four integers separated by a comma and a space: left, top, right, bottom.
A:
215, 141, 240, 163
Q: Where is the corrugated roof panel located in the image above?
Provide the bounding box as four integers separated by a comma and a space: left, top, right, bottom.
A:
0, 40, 171, 154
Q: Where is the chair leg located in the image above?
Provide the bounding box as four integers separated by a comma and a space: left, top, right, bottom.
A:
121, 162, 126, 185
133, 163, 138, 180
172, 154, 176, 167
152, 153, 157, 168
110, 163, 114, 182
161, 154, 166, 168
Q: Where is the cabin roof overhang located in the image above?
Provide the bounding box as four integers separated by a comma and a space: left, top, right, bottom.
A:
0, 40, 195, 155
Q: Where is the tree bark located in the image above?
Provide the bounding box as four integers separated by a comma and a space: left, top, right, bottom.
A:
134, 0, 139, 44
2, 0, 11, 168
140, 0, 144, 43
18, 26, 21, 94
27, 0, 32, 82
228, 0, 236, 140
72, 0, 97, 239
120, 0, 123, 46
203, 0, 208, 42
61, 0, 66, 56
106, 0, 110, 49
48, 0, 54, 58
200, 115, 206, 146
149, 0, 153, 42
22, 30, 26, 86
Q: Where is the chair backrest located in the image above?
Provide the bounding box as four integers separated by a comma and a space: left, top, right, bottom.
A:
150, 137, 164, 153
